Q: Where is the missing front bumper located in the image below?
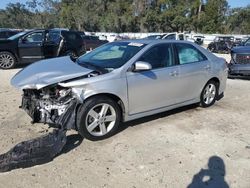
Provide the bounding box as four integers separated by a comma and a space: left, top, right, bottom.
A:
21, 95, 78, 130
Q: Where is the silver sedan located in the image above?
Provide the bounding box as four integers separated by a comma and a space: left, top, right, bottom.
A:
11, 40, 228, 141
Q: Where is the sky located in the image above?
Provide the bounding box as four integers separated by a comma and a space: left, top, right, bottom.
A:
0, 0, 249, 9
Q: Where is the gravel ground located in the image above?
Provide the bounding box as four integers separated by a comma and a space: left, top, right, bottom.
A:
0, 54, 249, 188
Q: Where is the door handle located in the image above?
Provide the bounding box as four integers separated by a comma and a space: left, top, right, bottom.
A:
169, 71, 178, 76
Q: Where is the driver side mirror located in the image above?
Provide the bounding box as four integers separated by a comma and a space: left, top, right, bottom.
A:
132, 61, 152, 72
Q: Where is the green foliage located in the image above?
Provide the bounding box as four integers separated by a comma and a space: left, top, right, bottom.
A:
0, 0, 249, 34
227, 6, 250, 34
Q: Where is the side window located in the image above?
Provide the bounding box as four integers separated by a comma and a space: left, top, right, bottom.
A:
138, 44, 174, 69
245, 39, 250, 46
175, 43, 207, 65
25, 32, 44, 42
47, 31, 61, 43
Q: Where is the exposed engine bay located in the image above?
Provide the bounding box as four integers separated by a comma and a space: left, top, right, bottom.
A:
21, 85, 78, 130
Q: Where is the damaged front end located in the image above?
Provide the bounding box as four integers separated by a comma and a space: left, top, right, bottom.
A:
0, 85, 81, 172
21, 85, 78, 130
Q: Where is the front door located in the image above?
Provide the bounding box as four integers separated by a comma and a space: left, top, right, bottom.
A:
18, 31, 45, 63
126, 43, 180, 115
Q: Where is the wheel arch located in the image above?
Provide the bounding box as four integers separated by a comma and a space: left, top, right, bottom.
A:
208, 77, 220, 87
204, 77, 220, 98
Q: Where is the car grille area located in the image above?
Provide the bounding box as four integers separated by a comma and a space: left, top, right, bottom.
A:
236, 54, 250, 64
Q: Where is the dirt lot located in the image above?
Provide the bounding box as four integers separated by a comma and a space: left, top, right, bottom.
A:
0, 54, 250, 188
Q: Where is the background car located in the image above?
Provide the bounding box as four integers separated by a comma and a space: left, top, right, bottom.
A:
228, 45, 250, 77
0, 29, 85, 69
191, 35, 205, 45
207, 36, 234, 53
11, 40, 227, 141
161, 32, 187, 40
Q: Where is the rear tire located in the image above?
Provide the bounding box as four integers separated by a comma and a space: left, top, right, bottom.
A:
200, 80, 218, 108
0, 51, 16, 69
77, 96, 121, 141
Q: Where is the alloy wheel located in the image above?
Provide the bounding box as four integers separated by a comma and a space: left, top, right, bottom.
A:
85, 103, 117, 137
0, 54, 15, 69
203, 83, 216, 105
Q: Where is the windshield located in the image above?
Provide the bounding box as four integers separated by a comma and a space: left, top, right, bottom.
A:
8, 31, 27, 40
244, 38, 250, 46
77, 42, 146, 71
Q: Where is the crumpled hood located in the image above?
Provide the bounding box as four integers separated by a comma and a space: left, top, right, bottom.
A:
11, 56, 93, 90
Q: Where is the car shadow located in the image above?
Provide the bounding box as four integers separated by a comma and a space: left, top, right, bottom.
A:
187, 156, 229, 188
0, 131, 83, 173
117, 103, 199, 133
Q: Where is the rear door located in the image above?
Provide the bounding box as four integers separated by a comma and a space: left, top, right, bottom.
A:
43, 30, 61, 58
173, 43, 210, 103
18, 31, 45, 63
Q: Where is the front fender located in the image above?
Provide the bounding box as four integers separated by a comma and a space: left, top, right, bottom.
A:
71, 77, 129, 116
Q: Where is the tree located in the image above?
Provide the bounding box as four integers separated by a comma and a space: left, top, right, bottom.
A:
0, 0, 248, 34
0, 3, 33, 28
199, 0, 229, 33
226, 6, 250, 34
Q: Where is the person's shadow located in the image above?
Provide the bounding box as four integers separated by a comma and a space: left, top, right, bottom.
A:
187, 156, 229, 188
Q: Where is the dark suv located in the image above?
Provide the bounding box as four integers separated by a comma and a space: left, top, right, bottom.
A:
0, 29, 85, 69
228, 38, 250, 77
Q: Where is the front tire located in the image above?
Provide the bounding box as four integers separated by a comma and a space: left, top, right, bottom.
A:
77, 96, 121, 141
0, 51, 16, 69
200, 80, 218, 108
